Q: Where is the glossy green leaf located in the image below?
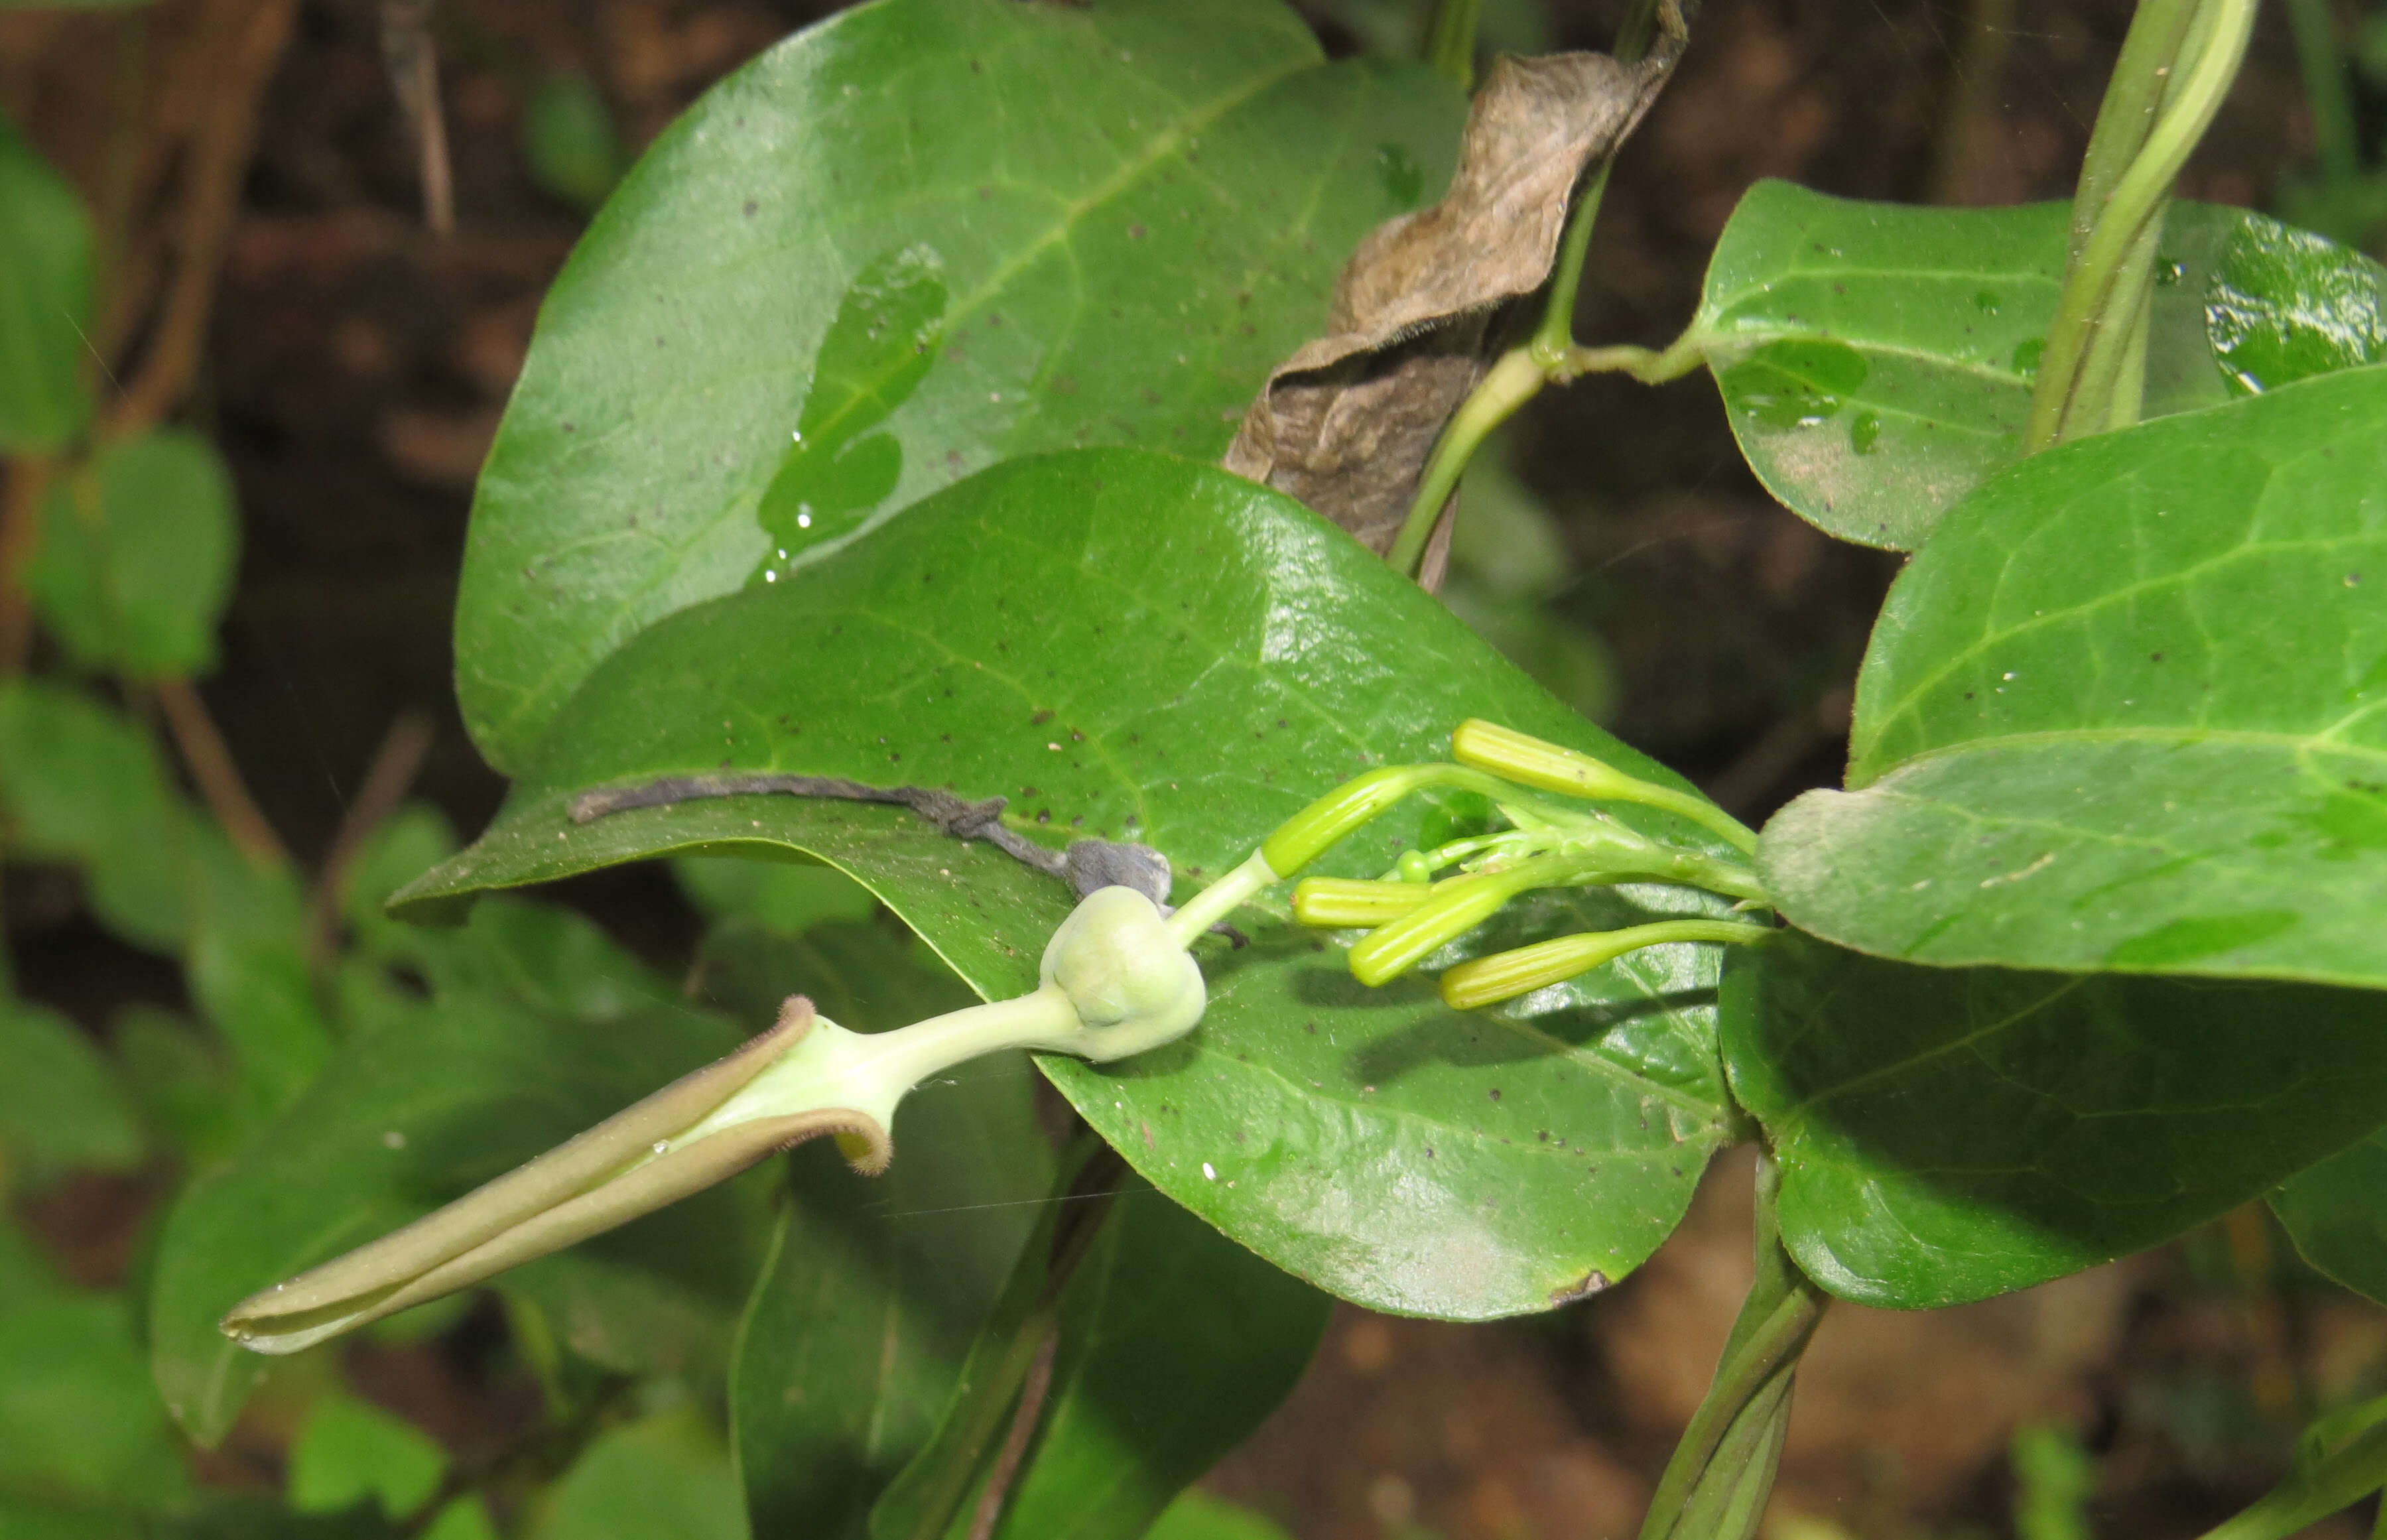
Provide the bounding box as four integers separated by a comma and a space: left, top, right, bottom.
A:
989, 1190, 1326, 1540
147, 899, 751, 1445
286, 1395, 446, 1521
2272, 1127, 2387, 1306
399, 448, 1740, 1320
1723, 934, 2387, 1308
530, 1410, 745, 1540
452, 0, 1462, 773
0, 999, 142, 1188
1761, 365, 2387, 986
2207, 211, 2387, 395
0, 113, 95, 454
1690, 183, 2387, 548
728, 918, 1050, 1538
1145, 1493, 1295, 1540
29, 430, 241, 680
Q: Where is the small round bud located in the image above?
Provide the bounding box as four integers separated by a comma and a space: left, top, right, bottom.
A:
1039, 886, 1206, 1060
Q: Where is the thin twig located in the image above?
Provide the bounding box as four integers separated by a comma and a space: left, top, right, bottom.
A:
308, 709, 436, 965
0, 458, 56, 675
380, 0, 454, 237
154, 676, 290, 869
106, 0, 301, 436
1925, 0, 2016, 204
965, 1328, 1061, 1540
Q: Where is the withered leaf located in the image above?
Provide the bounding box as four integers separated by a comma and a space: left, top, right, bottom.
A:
1224, 11, 1692, 564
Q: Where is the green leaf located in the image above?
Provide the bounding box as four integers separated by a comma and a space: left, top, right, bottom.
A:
989, 1191, 1326, 1540
0, 112, 95, 454
0, 680, 192, 950
0, 998, 143, 1188
1760, 365, 2387, 987
165, 1498, 406, 1540
2272, 1128, 2387, 1306
28, 430, 241, 679
184, 842, 335, 1127
420, 1498, 498, 1540
729, 919, 1050, 1537
0, 1289, 191, 1510
675, 853, 878, 937
1145, 1492, 1295, 1540
286, 1394, 446, 1521
528, 1409, 745, 1540
2205, 210, 2387, 394
498, 1159, 773, 1383
1723, 934, 2387, 1307
452, 0, 1462, 772
521, 73, 623, 212
399, 447, 1740, 1320
1689, 183, 2387, 548
113, 1006, 241, 1169
147, 899, 749, 1445
0, 1498, 149, 1540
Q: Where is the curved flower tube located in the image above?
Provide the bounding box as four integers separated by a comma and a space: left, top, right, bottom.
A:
222, 884, 1205, 1356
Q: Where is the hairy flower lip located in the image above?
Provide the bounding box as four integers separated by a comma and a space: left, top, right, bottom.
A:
219, 995, 890, 1355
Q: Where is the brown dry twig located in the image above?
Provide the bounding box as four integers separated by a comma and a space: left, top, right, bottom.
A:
105, 0, 299, 436
155, 676, 290, 869
0, 457, 56, 674
379, 0, 454, 237
308, 709, 436, 965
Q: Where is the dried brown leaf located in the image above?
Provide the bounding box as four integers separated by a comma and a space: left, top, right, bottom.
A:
1224, 13, 1691, 556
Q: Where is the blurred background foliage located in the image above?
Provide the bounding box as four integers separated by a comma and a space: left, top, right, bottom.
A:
3, 0, 2387, 1535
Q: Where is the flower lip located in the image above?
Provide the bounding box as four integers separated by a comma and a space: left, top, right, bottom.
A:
219, 995, 889, 1356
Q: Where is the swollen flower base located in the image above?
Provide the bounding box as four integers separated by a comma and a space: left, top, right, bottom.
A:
222, 721, 1767, 1356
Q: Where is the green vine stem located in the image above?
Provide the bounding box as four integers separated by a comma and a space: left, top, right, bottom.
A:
2284, 0, 2361, 192
2192, 1395, 2387, 1540
1636, 1152, 1829, 1540
2025, 0, 2256, 451
1422, 0, 1485, 92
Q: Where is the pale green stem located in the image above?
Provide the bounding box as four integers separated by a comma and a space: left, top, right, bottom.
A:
2069, 0, 2201, 265
1164, 848, 1280, 948
1387, 348, 1547, 577
1553, 332, 1706, 385
2193, 1423, 2387, 1540
1638, 1153, 1829, 1540
1422, 0, 1484, 91
2028, 0, 2256, 450
1531, 162, 1611, 365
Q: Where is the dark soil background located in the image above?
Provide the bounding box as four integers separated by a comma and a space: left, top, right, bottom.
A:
3, 0, 2382, 1535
